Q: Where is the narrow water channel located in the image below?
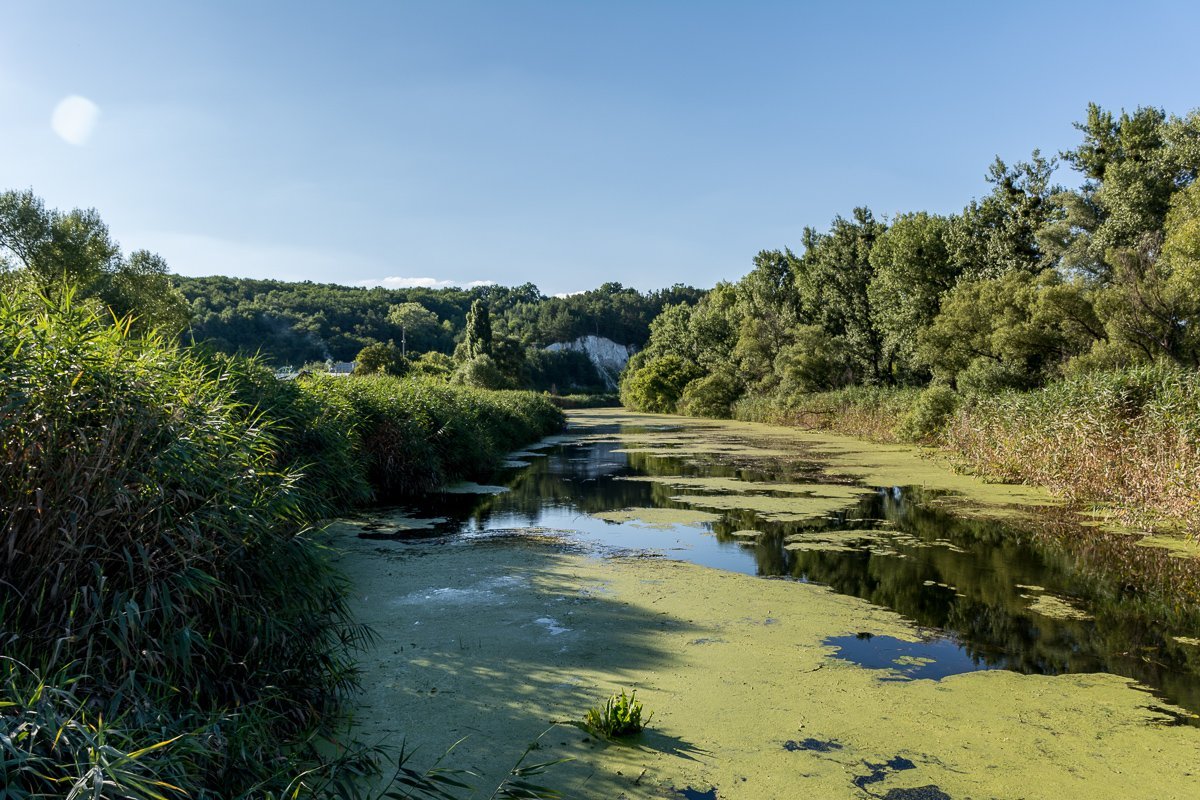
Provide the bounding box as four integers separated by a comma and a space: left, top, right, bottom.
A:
364, 411, 1200, 724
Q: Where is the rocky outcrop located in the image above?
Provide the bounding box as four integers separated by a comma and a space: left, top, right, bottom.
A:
545, 335, 632, 390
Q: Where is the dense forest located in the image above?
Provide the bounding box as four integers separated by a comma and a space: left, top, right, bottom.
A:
623, 103, 1200, 412
620, 103, 1200, 529
175, 274, 702, 372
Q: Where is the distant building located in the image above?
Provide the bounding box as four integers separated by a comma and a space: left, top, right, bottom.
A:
330, 361, 356, 375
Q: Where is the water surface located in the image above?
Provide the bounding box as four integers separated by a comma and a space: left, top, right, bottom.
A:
371, 412, 1200, 720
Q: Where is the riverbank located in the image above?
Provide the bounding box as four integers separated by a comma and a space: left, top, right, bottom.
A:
339, 409, 1200, 799
732, 368, 1200, 536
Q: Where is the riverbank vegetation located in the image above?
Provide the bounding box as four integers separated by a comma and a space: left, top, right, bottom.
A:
620, 103, 1200, 532
0, 233, 562, 795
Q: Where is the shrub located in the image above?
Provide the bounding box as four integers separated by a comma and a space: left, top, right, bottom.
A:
619, 354, 702, 413
583, 690, 652, 738
303, 374, 564, 499
451, 353, 508, 389
898, 383, 960, 442
678, 367, 743, 418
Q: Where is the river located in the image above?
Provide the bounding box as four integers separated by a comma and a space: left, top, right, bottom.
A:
335, 408, 1200, 799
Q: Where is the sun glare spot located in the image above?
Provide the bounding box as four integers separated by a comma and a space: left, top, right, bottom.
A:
51, 95, 100, 146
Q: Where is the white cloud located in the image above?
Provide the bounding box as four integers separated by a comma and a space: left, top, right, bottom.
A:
552, 290, 586, 298
356, 276, 496, 290
51, 95, 100, 145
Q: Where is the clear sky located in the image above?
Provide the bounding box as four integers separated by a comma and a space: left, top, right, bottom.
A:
2, 1, 1197, 296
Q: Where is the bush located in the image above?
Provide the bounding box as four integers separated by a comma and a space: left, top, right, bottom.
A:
619, 354, 702, 413
451, 353, 508, 389
678, 367, 743, 418
944, 364, 1200, 529
898, 383, 960, 442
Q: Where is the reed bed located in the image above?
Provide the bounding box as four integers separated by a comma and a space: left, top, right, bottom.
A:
945, 366, 1200, 532
730, 368, 1200, 534
0, 291, 563, 797
734, 386, 921, 443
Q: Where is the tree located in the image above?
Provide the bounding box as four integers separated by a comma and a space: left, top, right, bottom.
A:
457, 299, 493, 361
0, 189, 189, 333
916, 270, 1100, 393
867, 212, 957, 380
355, 340, 407, 375
619, 355, 702, 414
794, 208, 887, 383
946, 152, 1060, 279
387, 301, 449, 354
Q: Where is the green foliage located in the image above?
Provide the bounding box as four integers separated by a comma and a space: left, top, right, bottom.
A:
388, 301, 453, 354
357, 339, 410, 376
946, 151, 1061, 279
0, 285, 563, 796
678, 366, 742, 418
916, 269, 1101, 391
794, 208, 887, 384
773, 325, 852, 394
898, 383, 961, 442
583, 690, 651, 738
523, 348, 607, 394
867, 212, 957, 379
307, 374, 563, 499
619, 354, 702, 413
452, 353, 509, 390
0, 289, 365, 796
0, 189, 189, 333
458, 299, 494, 361
411, 350, 456, 379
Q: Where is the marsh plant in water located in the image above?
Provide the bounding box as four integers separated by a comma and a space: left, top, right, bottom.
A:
584, 690, 652, 738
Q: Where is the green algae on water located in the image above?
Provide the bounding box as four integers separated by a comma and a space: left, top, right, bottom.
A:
591, 506, 721, 529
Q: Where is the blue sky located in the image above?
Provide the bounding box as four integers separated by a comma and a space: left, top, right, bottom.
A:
2, 1, 1197, 296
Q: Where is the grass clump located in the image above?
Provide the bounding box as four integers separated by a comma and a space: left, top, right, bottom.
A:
583, 690, 652, 738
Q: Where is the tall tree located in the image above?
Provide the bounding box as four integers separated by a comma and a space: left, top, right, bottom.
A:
867, 212, 957, 380
458, 299, 493, 360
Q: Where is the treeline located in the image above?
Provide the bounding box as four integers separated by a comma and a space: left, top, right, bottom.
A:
0, 211, 564, 794
176, 274, 702, 368
621, 104, 1200, 528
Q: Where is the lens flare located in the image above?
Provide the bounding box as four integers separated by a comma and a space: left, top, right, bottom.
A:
51, 95, 100, 145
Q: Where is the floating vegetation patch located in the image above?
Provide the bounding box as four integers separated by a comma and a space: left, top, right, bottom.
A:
591, 507, 721, 529
668, 490, 867, 522
1022, 592, 1094, 621
440, 481, 511, 494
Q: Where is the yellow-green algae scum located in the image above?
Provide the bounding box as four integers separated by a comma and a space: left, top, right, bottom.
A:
335, 409, 1200, 799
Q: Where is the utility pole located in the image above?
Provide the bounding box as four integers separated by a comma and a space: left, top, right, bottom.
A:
401, 327, 407, 358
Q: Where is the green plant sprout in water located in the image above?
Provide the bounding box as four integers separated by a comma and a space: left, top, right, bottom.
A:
584, 690, 652, 738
